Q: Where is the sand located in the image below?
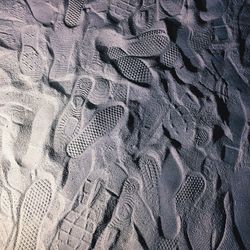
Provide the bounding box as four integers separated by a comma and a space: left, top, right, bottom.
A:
0, 0, 249, 249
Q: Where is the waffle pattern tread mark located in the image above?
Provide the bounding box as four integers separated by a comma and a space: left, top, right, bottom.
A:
160, 42, 182, 68
67, 105, 125, 158
128, 34, 169, 57
15, 179, 53, 250
115, 56, 152, 84
175, 174, 205, 207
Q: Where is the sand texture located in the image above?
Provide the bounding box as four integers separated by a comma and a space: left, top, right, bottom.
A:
0, 0, 250, 249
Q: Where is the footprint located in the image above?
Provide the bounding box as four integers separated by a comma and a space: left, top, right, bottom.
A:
49, 26, 78, 82
175, 173, 206, 210
139, 152, 161, 216
65, 0, 85, 27
103, 47, 152, 85
15, 179, 53, 250
232, 168, 250, 249
19, 25, 44, 80
106, 47, 127, 61
130, 4, 157, 34
54, 77, 93, 155
19, 46, 43, 79
159, 148, 183, 239
163, 104, 195, 146
155, 237, 178, 250
62, 151, 93, 200
160, 42, 183, 68
67, 104, 126, 158
114, 56, 152, 85
88, 78, 110, 105
55, 178, 110, 249
21, 25, 39, 48
160, 0, 184, 16
189, 27, 212, 53
21, 103, 56, 169
243, 34, 250, 66
176, 26, 205, 70
194, 127, 211, 148
217, 193, 240, 250
239, 4, 250, 41
127, 29, 170, 57
108, 0, 142, 22
0, 186, 14, 248
96, 178, 139, 249
110, 81, 128, 104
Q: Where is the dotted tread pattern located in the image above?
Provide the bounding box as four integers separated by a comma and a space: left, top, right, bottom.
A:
156, 237, 178, 250
115, 56, 152, 84
190, 29, 212, 52
195, 128, 209, 147
15, 179, 52, 250
160, 42, 182, 68
65, 0, 85, 27
67, 105, 125, 158
107, 47, 127, 60
128, 34, 169, 57
138, 29, 166, 38
175, 175, 205, 207
0, 187, 12, 217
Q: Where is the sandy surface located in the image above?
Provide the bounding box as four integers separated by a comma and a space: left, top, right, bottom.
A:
0, 0, 249, 249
